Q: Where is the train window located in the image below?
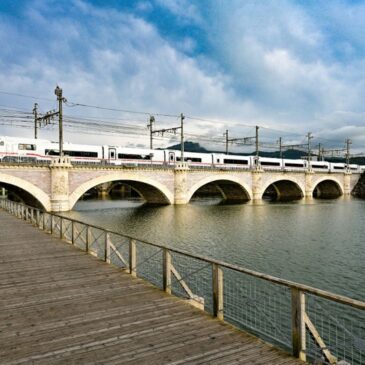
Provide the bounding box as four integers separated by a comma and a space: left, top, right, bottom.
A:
217, 159, 220, 163
223, 159, 248, 165
0, 141, 4, 146
311, 164, 327, 169
18, 144, 35, 151
333, 166, 344, 170
64, 150, 98, 158
260, 161, 280, 166
176, 157, 202, 162
118, 153, 151, 160
45, 149, 98, 157
285, 163, 304, 167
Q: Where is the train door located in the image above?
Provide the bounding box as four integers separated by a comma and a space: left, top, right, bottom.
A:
108, 148, 116, 161
168, 152, 175, 165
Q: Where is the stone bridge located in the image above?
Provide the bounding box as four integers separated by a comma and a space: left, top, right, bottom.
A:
0, 158, 361, 211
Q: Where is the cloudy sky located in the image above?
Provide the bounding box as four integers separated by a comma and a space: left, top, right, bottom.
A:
1, 0, 365, 152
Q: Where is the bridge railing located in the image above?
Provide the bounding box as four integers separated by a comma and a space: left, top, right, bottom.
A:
1, 198, 365, 364
0, 158, 361, 174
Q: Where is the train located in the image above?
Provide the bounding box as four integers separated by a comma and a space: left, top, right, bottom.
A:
1, 136, 364, 173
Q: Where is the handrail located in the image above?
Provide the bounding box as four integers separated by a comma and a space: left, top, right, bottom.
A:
1, 198, 364, 364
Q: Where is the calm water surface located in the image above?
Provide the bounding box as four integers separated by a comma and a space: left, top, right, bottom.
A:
62, 197, 365, 301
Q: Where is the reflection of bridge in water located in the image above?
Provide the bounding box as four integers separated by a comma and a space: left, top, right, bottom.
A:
0, 157, 361, 211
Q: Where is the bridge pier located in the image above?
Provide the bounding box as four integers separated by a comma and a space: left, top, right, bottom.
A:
343, 172, 352, 195
252, 169, 263, 201
305, 170, 314, 198
174, 163, 190, 204
50, 157, 72, 212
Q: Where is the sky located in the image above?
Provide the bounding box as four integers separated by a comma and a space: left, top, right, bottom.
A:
1, 0, 365, 153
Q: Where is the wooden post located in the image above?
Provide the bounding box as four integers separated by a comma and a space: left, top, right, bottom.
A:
163, 248, 172, 294
129, 239, 136, 277
85, 226, 89, 252
105, 231, 110, 263
291, 288, 306, 361
71, 221, 75, 245
212, 263, 224, 320
60, 217, 63, 239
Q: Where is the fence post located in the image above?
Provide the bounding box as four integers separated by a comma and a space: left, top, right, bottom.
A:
42, 212, 45, 231
85, 226, 89, 252
60, 217, 63, 239
71, 221, 75, 245
129, 239, 136, 277
212, 263, 224, 320
163, 248, 171, 294
105, 231, 110, 263
291, 288, 306, 361
50, 214, 53, 234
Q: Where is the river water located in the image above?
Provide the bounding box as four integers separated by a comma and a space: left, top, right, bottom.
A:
62, 196, 365, 301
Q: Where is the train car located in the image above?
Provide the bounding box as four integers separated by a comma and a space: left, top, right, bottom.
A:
329, 162, 346, 172
221, 155, 251, 169
283, 159, 307, 170
258, 157, 282, 170
309, 161, 330, 172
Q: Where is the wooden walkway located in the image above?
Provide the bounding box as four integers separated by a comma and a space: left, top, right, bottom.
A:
0, 210, 305, 365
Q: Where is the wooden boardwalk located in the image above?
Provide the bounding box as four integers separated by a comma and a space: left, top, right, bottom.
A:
0, 210, 305, 365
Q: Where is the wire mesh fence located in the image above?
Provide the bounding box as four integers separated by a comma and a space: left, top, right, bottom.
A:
1, 198, 365, 364
306, 293, 365, 364
223, 267, 292, 351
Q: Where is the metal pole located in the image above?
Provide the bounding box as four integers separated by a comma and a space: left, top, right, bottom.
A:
180, 113, 185, 163
224, 130, 229, 155
318, 143, 321, 161
279, 137, 283, 169
306, 132, 313, 167
55, 86, 64, 157
255, 126, 259, 166
148, 116, 155, 150
33, 103, 38, 139
345, 139, 352, 170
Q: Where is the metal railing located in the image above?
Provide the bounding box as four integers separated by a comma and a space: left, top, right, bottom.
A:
1, 198, 364, 364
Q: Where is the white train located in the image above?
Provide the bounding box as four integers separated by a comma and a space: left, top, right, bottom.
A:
1, 136, 364, 173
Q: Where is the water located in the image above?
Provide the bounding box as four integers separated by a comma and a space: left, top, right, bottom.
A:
62, 196, 365, 301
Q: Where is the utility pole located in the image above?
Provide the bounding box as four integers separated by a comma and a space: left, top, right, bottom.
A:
147, 115, 155, 149
345, 138, 352, 170
180, 113, 185, 163
278, 137, 283, 159
224, 130, 229, 154
318, 143, 322, 161
54, 86, 66, 157
306, 132, 313, 166
255, 125, 260, 165
33, 103, 38, 139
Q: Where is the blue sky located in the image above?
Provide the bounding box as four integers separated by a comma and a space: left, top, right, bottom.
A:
1, 0, 365, 150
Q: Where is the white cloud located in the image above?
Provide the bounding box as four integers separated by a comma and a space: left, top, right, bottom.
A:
1, 0, 365, 152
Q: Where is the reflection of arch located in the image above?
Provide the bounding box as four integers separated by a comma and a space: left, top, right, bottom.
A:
262, 178, 304, 200
186, 176, 252, 203
312, 178, 343, 198
0, 173, 50, 210
69, 174, 174, 209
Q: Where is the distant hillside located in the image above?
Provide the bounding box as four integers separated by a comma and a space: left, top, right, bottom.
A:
167, 141, 365, 164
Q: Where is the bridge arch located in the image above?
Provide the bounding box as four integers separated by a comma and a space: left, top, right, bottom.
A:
261, 178, 305, 201
312, 177, 343, 199
186, 176, 252, 203
69, 173, 174, 209
0, 173, 51, 210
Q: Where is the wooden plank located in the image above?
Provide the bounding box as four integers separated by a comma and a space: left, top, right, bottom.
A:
0, 209, 304, 365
